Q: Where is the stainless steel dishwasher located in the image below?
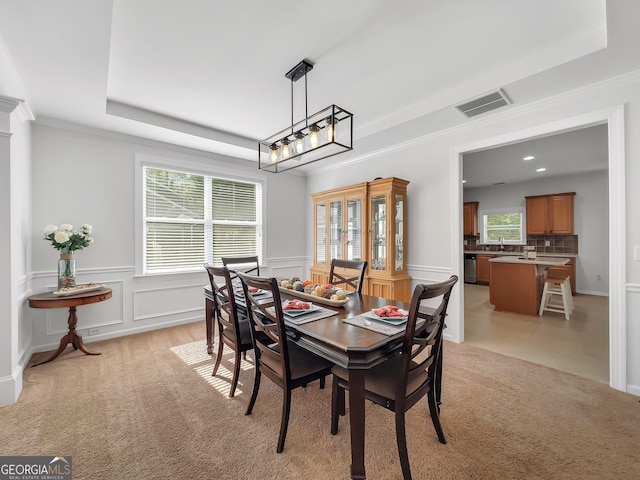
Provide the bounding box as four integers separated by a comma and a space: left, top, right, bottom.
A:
464, 254, 477, 284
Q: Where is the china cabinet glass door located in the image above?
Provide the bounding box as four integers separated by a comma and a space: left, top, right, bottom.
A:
371, 194, 386, 271
347, 198, 362, 261
330, 200, 343, 260
395, 194, 404, 271
315, 203, 326, 265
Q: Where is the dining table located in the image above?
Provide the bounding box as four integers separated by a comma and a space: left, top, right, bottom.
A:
203, 284, 433, 479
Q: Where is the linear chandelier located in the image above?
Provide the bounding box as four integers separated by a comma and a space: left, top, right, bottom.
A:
258, 59, 353, 173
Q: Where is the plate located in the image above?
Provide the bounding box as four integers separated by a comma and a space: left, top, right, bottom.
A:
53, 283, 105, 296
283, 302, 319, 317
235, 288, 267, 296
365, 309, 409, 325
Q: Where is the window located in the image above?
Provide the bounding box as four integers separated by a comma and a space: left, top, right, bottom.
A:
480, 208, 525, 245
141, 164, 263, 274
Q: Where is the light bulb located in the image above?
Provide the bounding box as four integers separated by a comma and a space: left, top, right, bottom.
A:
325, 117, 337, 142
308, 124, 319, 149
281, 139, 290, 159
294, 133, 305, 154
269, 144, 278, 163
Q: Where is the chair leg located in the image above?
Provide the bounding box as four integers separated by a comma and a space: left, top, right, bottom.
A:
211, 341, 224, 377
395, 409, 412, 480
245, 368, 261, 416
330, 377, 343, 435
320, 375, 326, 389
277, 388, 292, 453
427, 387, 447, 444
228, 350, 241, 398
539, 281, 550, 316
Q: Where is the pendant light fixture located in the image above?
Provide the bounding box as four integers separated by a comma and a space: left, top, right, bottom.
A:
258, 59, 353, 173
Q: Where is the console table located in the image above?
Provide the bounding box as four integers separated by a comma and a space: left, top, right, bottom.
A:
28, 287, 112, 366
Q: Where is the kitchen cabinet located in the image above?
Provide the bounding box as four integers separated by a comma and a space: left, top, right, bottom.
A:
311, 177, 411, 301
546, 258, 576, 295
463, 202, 479, 236
526, 192, 575, 235
476, 254, 494, 285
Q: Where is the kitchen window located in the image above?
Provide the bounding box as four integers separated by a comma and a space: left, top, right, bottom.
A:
137, 158, 263, 275
479, 207, 525, 245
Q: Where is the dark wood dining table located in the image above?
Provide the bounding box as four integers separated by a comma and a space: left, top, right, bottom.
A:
204, 285, 429, 479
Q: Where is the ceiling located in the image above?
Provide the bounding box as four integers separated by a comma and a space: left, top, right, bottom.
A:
0, 1, 638, 169
462, 123, 609, 189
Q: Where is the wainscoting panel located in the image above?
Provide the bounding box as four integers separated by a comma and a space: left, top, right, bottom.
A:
133, 283, 203, 322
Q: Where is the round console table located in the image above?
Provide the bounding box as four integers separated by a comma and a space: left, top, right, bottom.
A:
28, 287, 112, 367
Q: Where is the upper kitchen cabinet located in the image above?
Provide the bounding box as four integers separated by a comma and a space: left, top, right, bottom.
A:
463, 201, 479, 236
525, 192, 575, 235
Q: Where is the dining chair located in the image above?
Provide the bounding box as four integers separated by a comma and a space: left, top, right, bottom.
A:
204, 264, 254, 398
328, 259, 368, 294
221, 256, 260, 276
330, 275, 459, 480
237, 271, 333, 453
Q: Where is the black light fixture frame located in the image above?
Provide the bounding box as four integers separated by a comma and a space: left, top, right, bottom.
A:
258, 59, 353, 173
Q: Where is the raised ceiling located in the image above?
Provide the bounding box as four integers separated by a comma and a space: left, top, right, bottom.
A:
1, 1, 638, 167
462, 124, 609, 189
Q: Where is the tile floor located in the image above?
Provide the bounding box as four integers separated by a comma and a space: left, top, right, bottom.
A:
463, 283, 609, 384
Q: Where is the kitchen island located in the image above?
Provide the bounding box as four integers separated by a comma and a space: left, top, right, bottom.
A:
489, 256, 571, 316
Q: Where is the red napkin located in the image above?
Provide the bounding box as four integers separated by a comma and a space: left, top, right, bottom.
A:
373, 305, 407, 318
284, 300, 311, 310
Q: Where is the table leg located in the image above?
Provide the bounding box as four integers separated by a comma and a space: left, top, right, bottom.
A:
349, 368, 366, 480
205, 297, 214, 355
32, 306, 100, 367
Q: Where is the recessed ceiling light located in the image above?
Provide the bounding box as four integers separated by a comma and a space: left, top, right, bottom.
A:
536, 167, 546, 172
523, 155, 535, 161
462, 179, 467, 183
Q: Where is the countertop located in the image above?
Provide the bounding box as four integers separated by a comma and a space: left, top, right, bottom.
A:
464, 251, 578, 258
488, 256, 571, 266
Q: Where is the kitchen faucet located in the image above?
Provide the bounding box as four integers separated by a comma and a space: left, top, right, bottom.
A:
499, 236, 505, 251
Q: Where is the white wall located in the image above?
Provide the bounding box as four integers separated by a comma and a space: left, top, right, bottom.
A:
307, 70, 640, 396
464, 170, 609, 294
28, 123, 309, 356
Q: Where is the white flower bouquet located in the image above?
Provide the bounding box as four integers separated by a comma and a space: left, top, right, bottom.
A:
43, 223, 94, 254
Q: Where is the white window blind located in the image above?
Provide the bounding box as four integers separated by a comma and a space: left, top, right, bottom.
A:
143, 166, 262, 274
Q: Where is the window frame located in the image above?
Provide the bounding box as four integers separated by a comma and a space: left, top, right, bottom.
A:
479, 206, 526, 245
135, 153, 265, 276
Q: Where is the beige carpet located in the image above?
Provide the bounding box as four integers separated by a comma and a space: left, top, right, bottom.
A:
1, 321, 639, 479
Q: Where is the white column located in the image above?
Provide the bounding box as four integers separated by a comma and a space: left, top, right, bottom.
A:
0, 95, 23, 406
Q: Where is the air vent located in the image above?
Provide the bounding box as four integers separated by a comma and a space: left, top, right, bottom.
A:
455, 89, 511, 118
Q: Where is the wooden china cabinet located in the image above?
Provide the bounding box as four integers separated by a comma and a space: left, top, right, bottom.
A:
311, 177, 411, 302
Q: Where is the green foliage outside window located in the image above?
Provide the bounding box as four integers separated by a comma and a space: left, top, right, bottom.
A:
484, 212, 523, 243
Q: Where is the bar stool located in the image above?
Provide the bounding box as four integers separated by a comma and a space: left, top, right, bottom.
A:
539, 276, 573, 320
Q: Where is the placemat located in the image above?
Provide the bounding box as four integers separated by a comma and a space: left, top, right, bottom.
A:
343, 314, 407, 336
280, 305, 338, 325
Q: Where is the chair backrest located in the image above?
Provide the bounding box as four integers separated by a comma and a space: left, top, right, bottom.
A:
204, 264, 242, 341
399, 275, 458, 401
328, 259, 368, 294
236, 271, 291, 384
222, 256, 260, 277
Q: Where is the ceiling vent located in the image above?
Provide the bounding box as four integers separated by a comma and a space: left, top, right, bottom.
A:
455, 89, 511, 118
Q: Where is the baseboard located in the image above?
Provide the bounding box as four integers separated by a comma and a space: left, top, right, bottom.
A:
576, 289, 608, 296
0, 366, 23, 408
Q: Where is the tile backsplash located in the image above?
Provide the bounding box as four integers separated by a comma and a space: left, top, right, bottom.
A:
464, 235, 578, 254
